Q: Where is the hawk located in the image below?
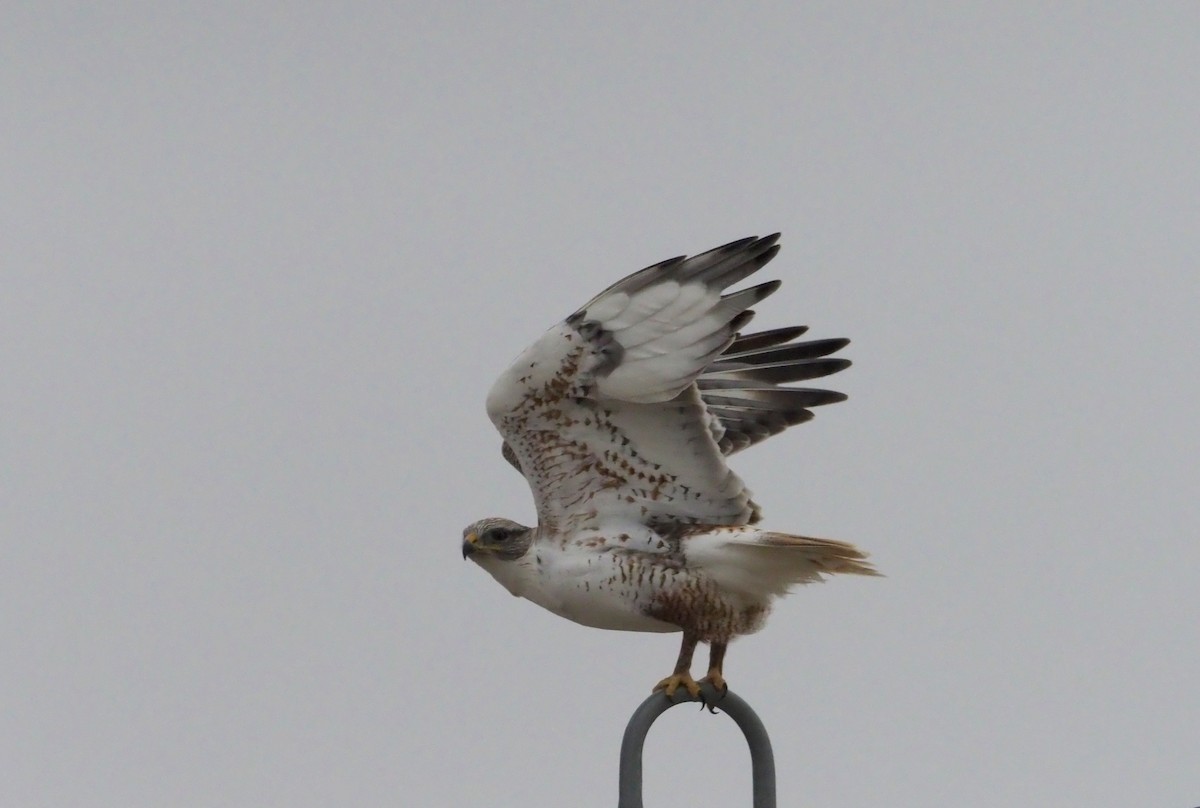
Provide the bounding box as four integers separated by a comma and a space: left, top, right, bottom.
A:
462, 234, 876, 700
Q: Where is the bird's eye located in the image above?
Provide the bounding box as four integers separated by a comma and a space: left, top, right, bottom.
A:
491, 528, 510, 542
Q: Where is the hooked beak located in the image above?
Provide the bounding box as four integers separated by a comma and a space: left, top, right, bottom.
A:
462, 532, 479, 559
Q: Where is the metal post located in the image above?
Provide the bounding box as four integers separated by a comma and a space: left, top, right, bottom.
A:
617, 684, 776, 808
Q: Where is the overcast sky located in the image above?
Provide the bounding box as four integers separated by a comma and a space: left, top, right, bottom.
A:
4, 4, 1198, 807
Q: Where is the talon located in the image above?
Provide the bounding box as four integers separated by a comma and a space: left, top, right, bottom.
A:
653, 673, 702, 699
698, 668, 728, 711
700, 669, 728, 695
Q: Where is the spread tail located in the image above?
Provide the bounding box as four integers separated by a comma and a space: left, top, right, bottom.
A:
684, 527, 879, 598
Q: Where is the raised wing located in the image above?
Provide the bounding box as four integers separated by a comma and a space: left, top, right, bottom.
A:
486, 235, 848, 531
500, 326, 850, 468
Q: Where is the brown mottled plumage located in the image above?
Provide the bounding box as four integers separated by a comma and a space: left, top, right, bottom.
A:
462, 234, 876, 701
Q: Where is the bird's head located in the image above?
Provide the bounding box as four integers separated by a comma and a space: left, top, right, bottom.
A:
461, 517, 534, 564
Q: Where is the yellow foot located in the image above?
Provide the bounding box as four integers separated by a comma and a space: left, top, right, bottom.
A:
699, 670, 728, 695
653, 672, 701, 699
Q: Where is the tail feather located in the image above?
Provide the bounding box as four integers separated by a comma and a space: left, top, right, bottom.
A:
749, 532, 880, 577
683, 527, 879, 599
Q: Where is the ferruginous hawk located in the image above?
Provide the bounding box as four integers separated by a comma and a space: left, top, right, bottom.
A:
462, 234, 876, 700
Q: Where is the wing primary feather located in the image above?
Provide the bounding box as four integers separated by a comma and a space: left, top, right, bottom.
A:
694, 241, 782, 287
726, 326, 810, 353
718, 279, 782, 310
700, 357, 852, 385
719, 337, 851, 364
703, 388, 848, 408
675, 236, 763, 277
724, 309, 756, 336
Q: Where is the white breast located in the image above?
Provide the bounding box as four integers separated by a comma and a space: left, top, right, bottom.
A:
521, 540, 679, 634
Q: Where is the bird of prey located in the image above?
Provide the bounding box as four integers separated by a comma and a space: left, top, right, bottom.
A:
462, 234, 875, 700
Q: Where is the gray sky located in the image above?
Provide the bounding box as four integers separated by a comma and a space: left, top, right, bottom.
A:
4, 4, 1198, 807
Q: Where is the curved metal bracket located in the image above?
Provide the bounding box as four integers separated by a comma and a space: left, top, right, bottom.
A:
617, 685, 776, 808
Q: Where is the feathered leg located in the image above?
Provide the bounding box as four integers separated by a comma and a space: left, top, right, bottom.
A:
654, 632, 701, 698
